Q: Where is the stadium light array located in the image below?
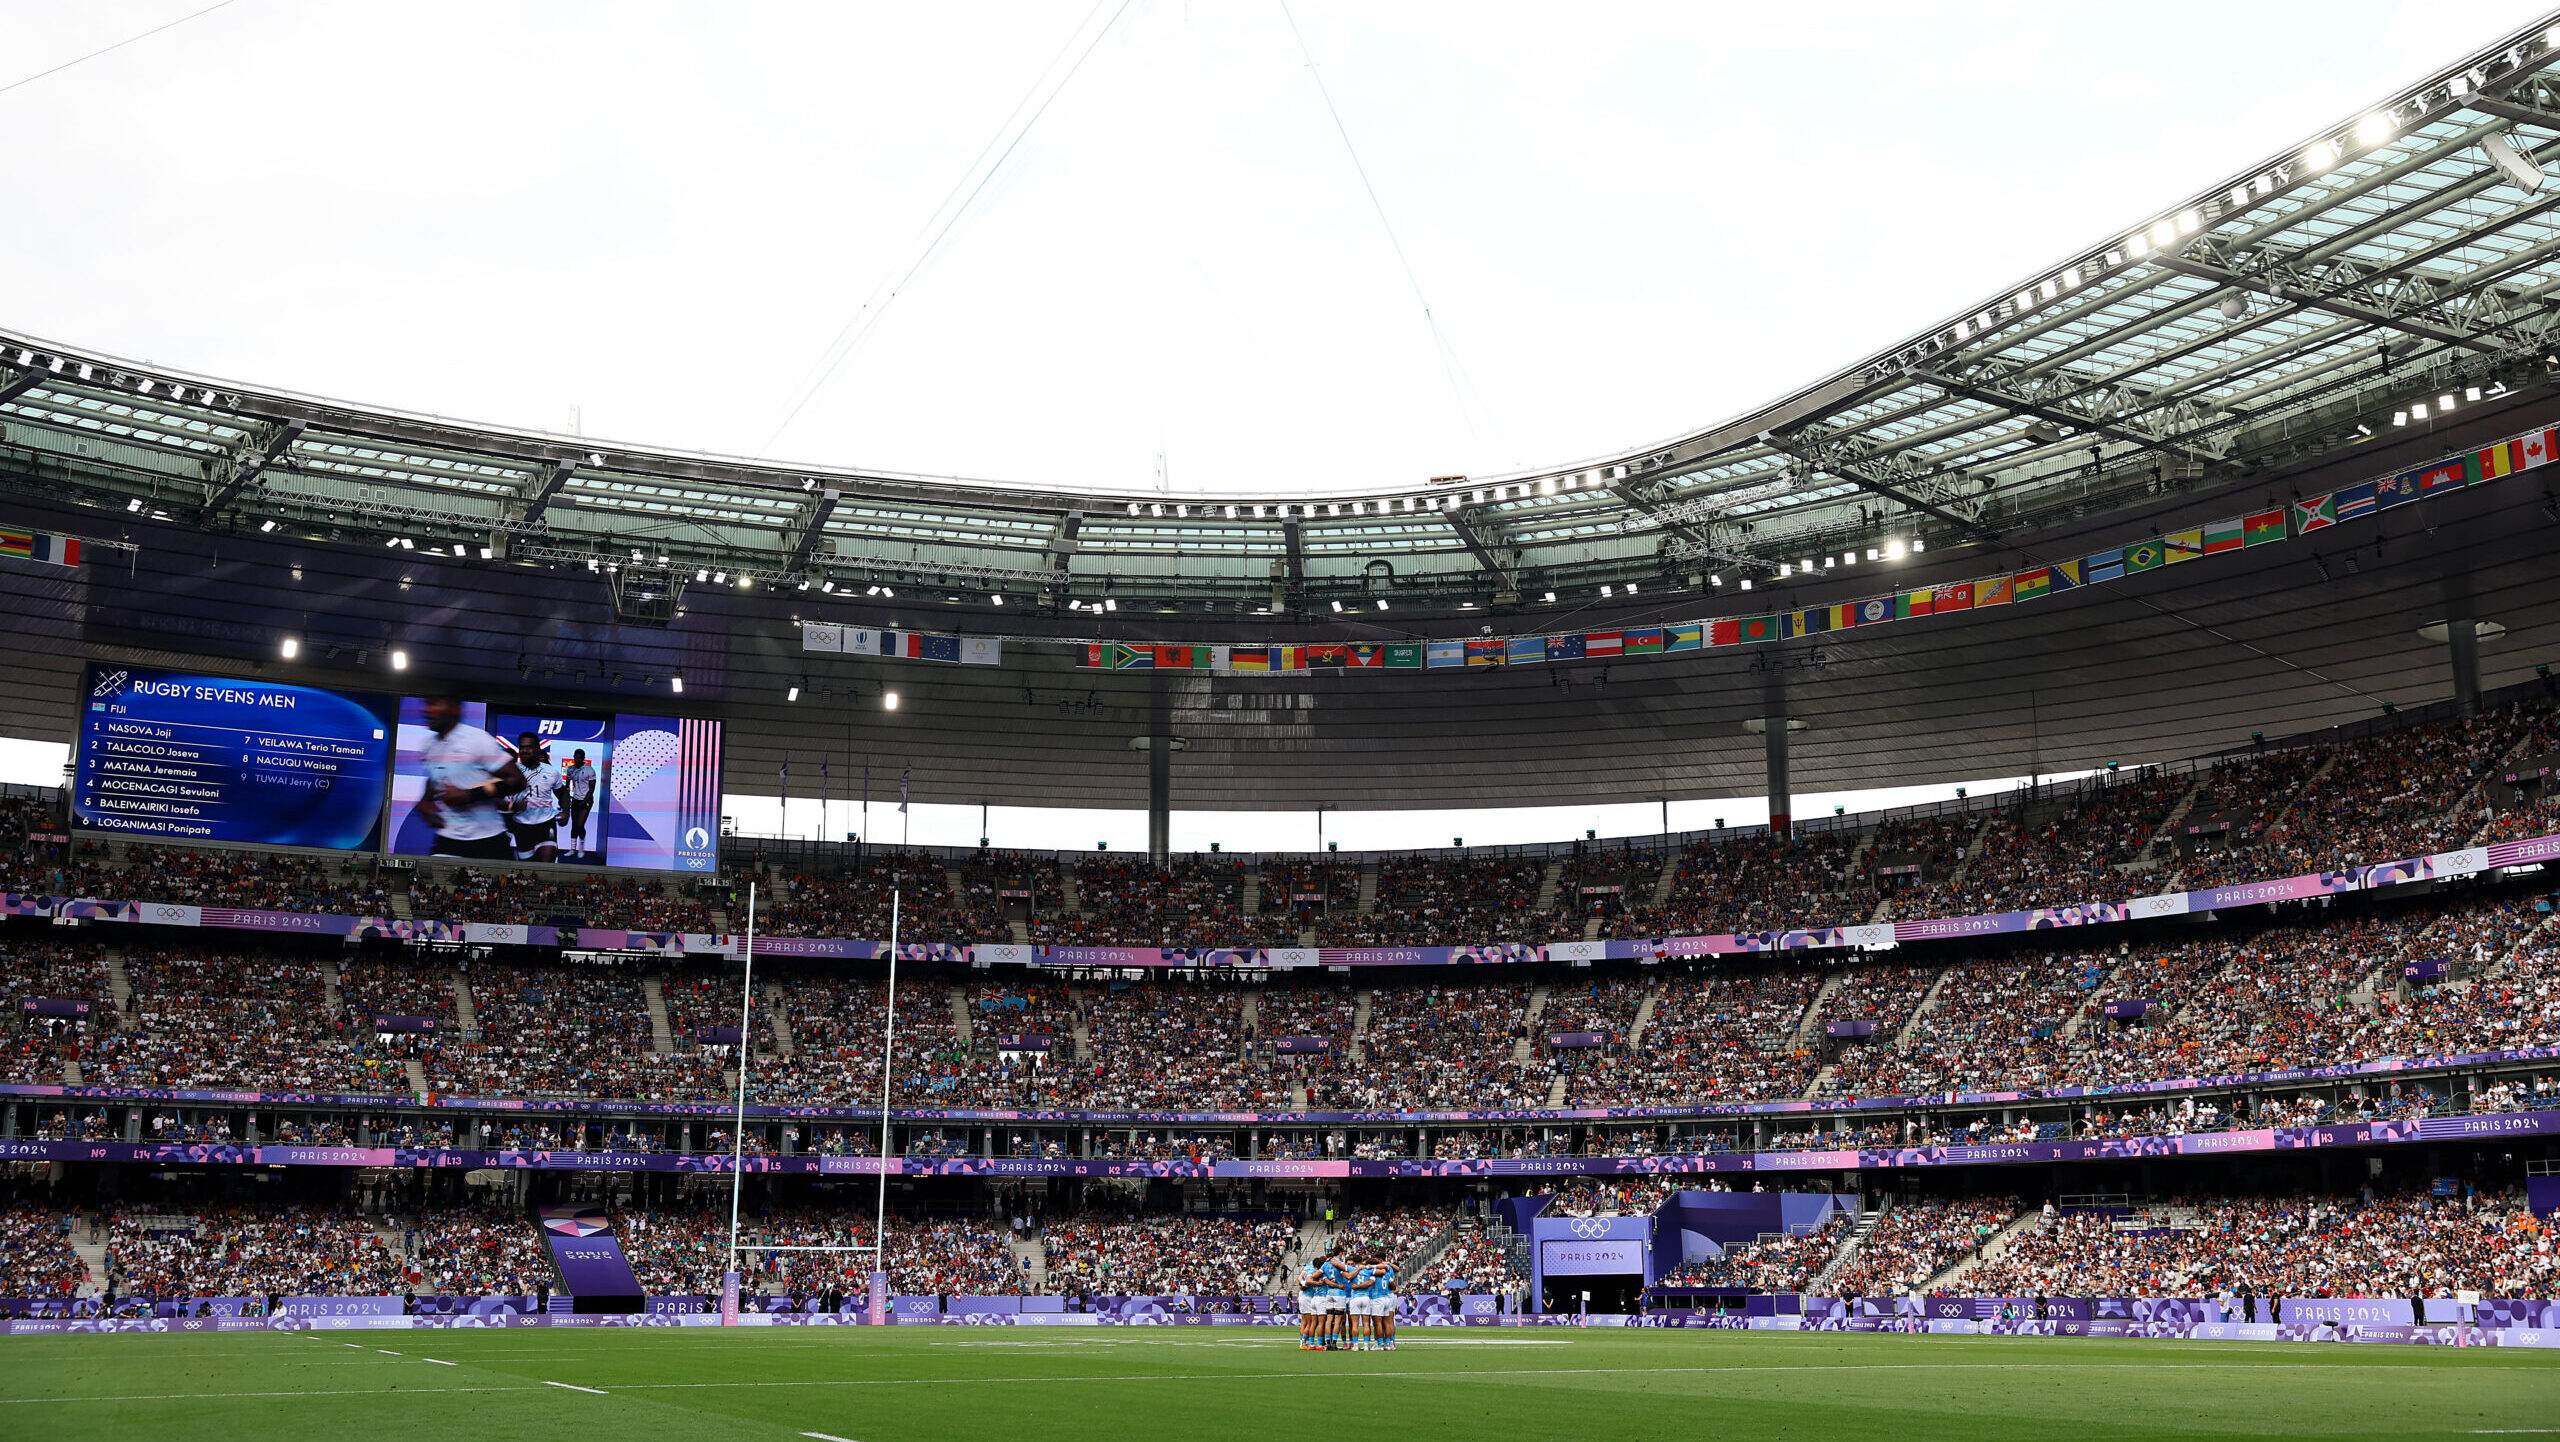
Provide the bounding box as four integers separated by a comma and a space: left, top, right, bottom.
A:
390, 649, 408, 671
280, 636, 299, 659
671, 676, 685, 694
259, 519, 276, 533
990, 594, 1003, 605
787, 686, 799, 702
884, 690, 899, 711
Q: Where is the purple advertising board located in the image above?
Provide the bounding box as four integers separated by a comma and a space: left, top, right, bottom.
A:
19, 998, 92, 1018
539, 1206, 642, 1299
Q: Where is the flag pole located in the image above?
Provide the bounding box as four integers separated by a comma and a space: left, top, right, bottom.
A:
873, 883, 900, 1294
723, 881, 758, 1316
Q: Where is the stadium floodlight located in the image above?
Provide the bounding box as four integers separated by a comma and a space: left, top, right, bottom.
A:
479, 546, 494, 559
127, 498, 142, 512
1841, 552, 1854, 566
1912, 539, 1926, 552
1375, 599, 1388, 610
2484, 131, 2546, 192
1885, 540, 1906, 559
587, 558, 599, 571
787, 686, 799, 702
2413, 402, 2430, 419
697, 569, 710, 582
1600, 584, 1613, 597
671, 675, 684, 693
400, 538, 414, 550
279, 636, 299, 659
259, 519, 276, 533
2355, 111, 2396, 146
1739, 578, 1753, 591
883, 587, 896, 599
1331, 600, 1344, 612
712, 570, 727, 584
1542, 590, 1556, 602
990, 594, 1003, 605
1099, 596, 1112, 610
738, 575, 753, 589
821, 581, 835, 592
2439, 394, 2457, 411
1625, 582, 1638, 595
385, 536, 401, 548
1777, 563, 1791, 576
2466, 385, 2483, 401
390, 649, 407, 670
883, 690, 899, 711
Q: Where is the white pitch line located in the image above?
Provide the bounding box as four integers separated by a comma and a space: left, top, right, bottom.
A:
377, 1350, 400, 1356
803, 1432, 864, 1442
421, 1358, 456, 1367
544, 1381, 608, 1395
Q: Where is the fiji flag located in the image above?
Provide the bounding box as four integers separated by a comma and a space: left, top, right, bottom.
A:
2377, 469, 2423, 510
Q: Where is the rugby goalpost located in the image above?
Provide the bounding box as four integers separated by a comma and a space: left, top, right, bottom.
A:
719, 881, 901, 1324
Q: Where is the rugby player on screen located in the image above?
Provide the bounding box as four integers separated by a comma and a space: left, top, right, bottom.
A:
500, 730, 567, 863
562, 748, 598, 859
411, 697, 526, 861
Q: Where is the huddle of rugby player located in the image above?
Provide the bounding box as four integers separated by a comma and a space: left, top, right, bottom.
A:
1296, 1243, 1398, 1351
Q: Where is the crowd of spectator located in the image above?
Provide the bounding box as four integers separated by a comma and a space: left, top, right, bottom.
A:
1967, 1190, 2557, 1299
105, 1205, 404, 1298
1662, 1210, 1853, 1292
1828, 1196, 2018, 1296
0, 1203, 90, 1296
1040, 1211, 1291, 1295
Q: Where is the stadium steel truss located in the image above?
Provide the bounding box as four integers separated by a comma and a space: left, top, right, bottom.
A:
7, 20, 2560, 627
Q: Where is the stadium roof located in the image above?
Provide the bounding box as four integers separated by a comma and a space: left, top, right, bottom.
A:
7, 18, 2560, 624
9, 20, 2560, 815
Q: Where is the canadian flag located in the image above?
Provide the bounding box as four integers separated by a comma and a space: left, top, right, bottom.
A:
2523, 429, 2556, 468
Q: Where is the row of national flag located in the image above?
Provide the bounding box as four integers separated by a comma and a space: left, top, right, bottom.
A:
0, 527, 83, 567
1084, 626, 1711, 672
800, 623, 1001, 665
790, 421, 2549, 679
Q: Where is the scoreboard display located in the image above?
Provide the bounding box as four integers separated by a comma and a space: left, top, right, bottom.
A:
71, 665, 396, 851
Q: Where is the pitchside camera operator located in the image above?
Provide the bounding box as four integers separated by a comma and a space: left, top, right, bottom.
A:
411, 696, 528, 860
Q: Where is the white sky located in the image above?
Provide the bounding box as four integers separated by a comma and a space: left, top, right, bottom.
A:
5, 1, 2545, 496
0, 2, 2522, 846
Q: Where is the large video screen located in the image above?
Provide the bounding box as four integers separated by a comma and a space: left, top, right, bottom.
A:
72, 665, 396, 850
383, 698, 721, 872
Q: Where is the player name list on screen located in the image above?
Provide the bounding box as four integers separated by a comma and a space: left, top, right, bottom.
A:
72, 666, 396, 851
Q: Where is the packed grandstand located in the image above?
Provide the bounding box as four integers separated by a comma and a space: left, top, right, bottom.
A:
4, 681, 2560, 1317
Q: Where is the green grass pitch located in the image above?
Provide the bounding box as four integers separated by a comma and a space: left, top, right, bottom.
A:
3, 1327, 2557, 1442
